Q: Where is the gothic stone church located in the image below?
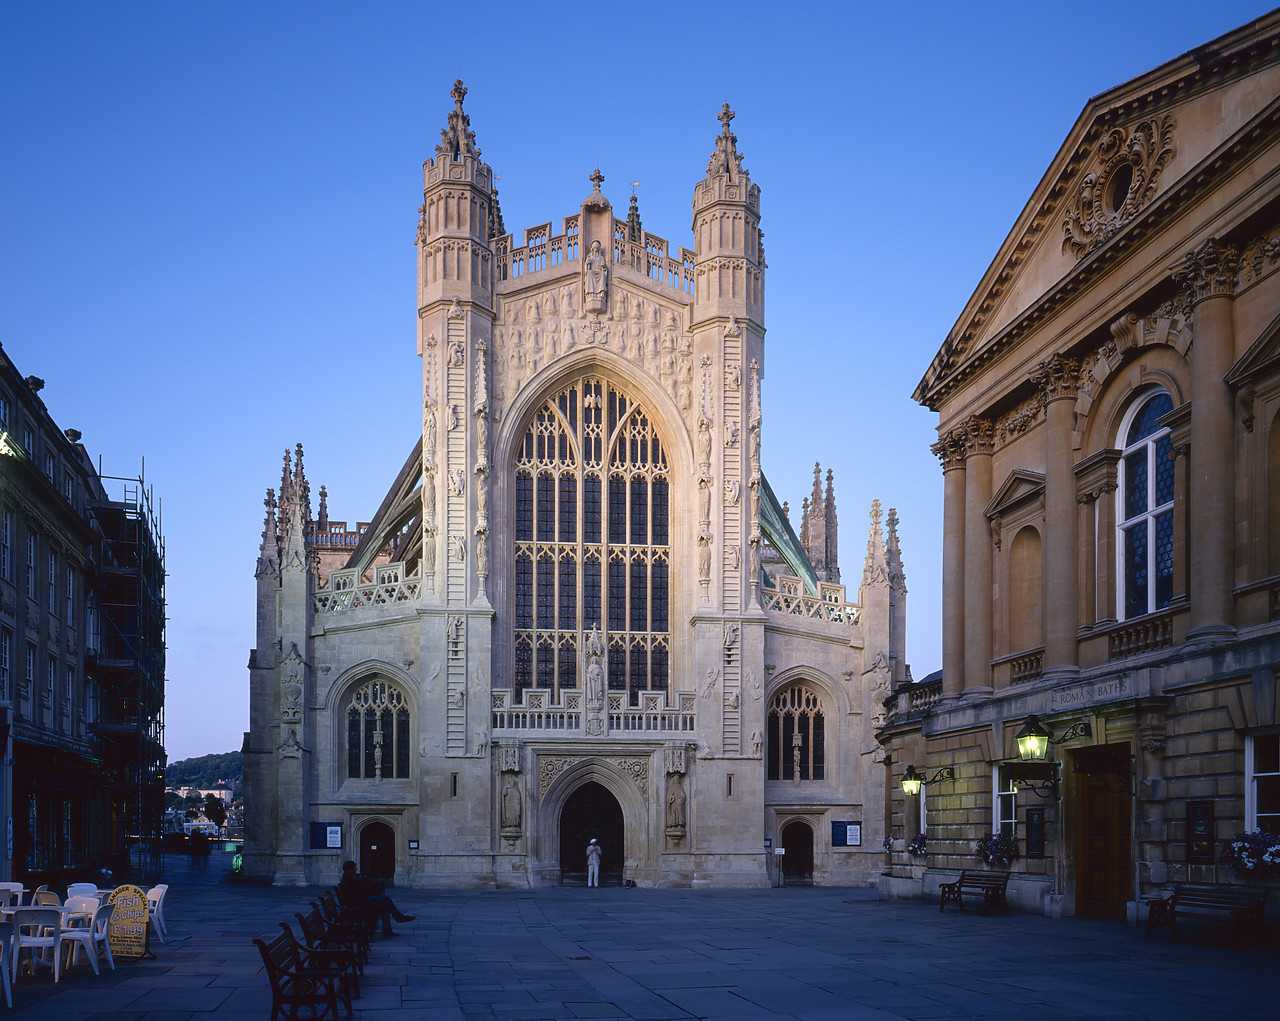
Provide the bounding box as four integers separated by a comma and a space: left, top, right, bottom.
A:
243, 84, 911, 888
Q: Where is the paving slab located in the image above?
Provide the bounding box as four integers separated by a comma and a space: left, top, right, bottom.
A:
6, 852, 1279, 1018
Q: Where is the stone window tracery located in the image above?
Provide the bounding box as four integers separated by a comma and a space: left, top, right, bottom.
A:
1117, 390, 1174, 619
513, 378, 670, 705
346, 679, 411, 780
766, 685, 825, 781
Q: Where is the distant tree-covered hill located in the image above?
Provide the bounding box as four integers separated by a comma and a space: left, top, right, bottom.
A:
166, 751, 242, 791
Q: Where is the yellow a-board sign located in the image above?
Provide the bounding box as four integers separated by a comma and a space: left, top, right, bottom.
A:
107, 884, 151, 959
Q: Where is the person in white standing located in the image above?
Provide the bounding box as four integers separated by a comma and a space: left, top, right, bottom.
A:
586, 837, 602, 887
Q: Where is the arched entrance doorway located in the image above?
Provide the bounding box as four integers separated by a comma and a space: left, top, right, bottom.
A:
780, 820, 814, 885
559, 781, 623, 886
359, 821, 396, 882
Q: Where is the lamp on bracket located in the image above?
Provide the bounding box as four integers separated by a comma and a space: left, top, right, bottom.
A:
900, 764, 955, 796
1012, 715, 1094, 799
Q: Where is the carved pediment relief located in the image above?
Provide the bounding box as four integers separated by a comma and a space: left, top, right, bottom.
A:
1063, 115, 1175, 259
1225, 310, 1280, 390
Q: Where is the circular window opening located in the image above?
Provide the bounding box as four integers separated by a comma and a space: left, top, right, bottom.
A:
1106, 163, 1134, 215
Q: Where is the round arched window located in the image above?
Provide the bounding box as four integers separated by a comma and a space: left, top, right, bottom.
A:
1117, 389, 1174, 619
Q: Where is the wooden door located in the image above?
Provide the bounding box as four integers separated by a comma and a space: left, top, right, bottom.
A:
1074, 746, 1132, 920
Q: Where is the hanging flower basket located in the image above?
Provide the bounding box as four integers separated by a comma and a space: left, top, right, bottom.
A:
907, 833, 928, 858
1219, 831, 1280, 880
976, 832, 1019, 868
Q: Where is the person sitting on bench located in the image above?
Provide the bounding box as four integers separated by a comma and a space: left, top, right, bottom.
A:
338, 860, 415, 937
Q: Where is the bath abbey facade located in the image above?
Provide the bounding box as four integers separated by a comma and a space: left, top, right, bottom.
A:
243, 85, 911, 888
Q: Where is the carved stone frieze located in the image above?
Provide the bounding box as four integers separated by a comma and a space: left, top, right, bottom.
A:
1063, 115, 1176, 258
537, 754, 648, 799
996, 391, 1044, 445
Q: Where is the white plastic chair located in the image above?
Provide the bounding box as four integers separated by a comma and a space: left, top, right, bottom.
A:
32, 890, 60, 907
0, 921, 12, 1007
65, 883, 98, 901
0, 883, 25, 906
146, 884, 168, 942
11, 907, 62, 983
61, 901, 114, 975
62, 896, 99, 929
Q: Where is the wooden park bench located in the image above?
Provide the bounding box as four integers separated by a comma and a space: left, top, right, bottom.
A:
254, 929, 351, 1021
279, 921, 361, 999
298, 906, 367, 969
1145, 883, 1269, 949
938, 870, 1011, 916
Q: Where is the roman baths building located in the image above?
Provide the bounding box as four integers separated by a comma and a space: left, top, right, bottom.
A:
882, 11, 1280, 921
243, 85, 912, 888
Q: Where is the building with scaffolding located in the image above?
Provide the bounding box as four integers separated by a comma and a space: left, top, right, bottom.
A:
0, 342, 166, 886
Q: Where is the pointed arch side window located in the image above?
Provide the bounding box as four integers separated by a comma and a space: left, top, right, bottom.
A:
346, 679, 411, 780
767, 685, 826, 781
513, 378, 670, 706
1117, 390, 1174, 620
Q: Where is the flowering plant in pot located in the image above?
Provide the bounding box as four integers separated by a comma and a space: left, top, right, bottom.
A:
1219, 831, 1280, 879
976, 832, 1019, 868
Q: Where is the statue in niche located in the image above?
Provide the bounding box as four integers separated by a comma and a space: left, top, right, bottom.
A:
423, 472, 437, 520
424, 408, 437, 457
697, 416, 713, 465
725, 420, 739, 447
666, 774, 687, 830
585, 625, 605, 709
699, 476, 712, 522
475, 474, 488, 515
698, 528, 712, 582
476, 417, 489, 466
475, 533, 489, 577
500, 776, 522, 830
448, 468, 465, 496
423, 529, 437, 581
562, 319, 576, 352
726, 363, 740, 390
560, 284, 576, 318
792, 737, 802, 783
447, 339, 464, 367
725, 479, 740, 505
584, 240, 609, 313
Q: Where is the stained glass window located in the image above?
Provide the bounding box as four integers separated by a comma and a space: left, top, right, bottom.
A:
346, 679, 411, 780
1118, 390, 1174, 619
513, 378, 670, 704
767, 686, 825, 781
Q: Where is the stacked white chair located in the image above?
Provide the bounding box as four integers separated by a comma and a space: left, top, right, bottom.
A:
11, 907, 62, 983
65, 883, 99, 901
146, 884, 169, 942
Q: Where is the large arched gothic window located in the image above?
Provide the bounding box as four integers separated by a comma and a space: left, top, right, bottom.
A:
767, 686, 825, 781
513, 378, 670, 705
346, 679, 411, 779
1117, 389, 1174, 619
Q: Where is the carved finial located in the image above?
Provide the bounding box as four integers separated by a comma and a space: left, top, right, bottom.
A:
885, 507, 905, 587
706, 102, 746, 178
862, 499, 887, 587
435, 78, 478, 159
627, 190, 643, 242
317, 484, 329, 533
490, 182, 506, 239
718, 102, 735, 132
589, 167, 605, 193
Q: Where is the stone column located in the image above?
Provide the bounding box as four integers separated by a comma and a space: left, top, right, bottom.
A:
962, 417, 994, 697
1074, 450, 1120, 628
1176, 240, 1239, 641
932, 429, 968, 699
1034, 355, 1081, 678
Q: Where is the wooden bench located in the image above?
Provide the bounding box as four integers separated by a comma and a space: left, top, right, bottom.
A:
938, 870, 1011, 916
254, 930, 351, 1020
1145, 883, 1269, 949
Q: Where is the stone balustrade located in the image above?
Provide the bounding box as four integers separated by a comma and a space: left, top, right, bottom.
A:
313, 563, 421, 614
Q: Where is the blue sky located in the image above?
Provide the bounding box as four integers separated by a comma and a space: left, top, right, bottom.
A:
2, 1, 1273, 761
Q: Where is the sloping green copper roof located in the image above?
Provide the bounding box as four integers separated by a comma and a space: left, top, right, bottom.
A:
759, 472, 818, 595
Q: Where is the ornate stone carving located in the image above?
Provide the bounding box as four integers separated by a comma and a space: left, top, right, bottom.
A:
1174, 238, 1241, 304
666, 773, 687, 832
1032, 354, 1082, 403
961, 415, 995, 456
1063, 115, 1176, 257
664, 743, 687, 775
702, 667, 719, 698
279, 642, 305, 726
583, 238, 609, 314
500, 775, 522, 831
930, 428, 967, 472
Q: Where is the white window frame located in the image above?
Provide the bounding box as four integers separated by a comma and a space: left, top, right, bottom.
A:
1246, 730, 1280, 833
1116, 388, 1174, 620
24, 532, 35, 599
47, 550, 57, 615
993, 765, 1017, 838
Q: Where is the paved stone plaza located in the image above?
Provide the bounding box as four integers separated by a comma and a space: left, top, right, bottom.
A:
9, 853, 1277, 1019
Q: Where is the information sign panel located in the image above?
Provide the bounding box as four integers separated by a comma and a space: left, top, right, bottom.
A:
108, 884, 151, 959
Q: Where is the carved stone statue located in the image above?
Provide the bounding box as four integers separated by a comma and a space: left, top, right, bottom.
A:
666, 774, 687, 829
697, 416, 713, 465
448, 468, 465, 496
698, 528, 712, 582
475, 532, 489, 577
584, 240, 609, 313
725, 479, 740, 505
751, 729, 762, 757
424, 409, 437, 456
500, 776, 522, 830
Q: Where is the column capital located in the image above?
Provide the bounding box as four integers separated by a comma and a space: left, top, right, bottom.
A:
961, 415, 995, 457
1031, 354, 1082, 403
1173, 238, 1240, 305
931, 427, 968, 472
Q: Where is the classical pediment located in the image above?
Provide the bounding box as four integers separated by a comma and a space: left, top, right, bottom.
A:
914, 13, 1280, 412
1225, 310, 1280, 389
985, 469, 1045, 520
